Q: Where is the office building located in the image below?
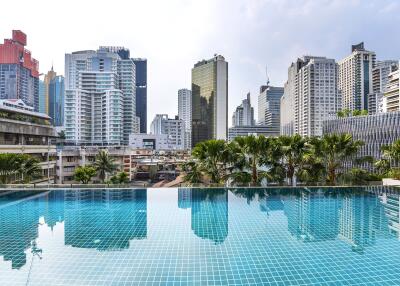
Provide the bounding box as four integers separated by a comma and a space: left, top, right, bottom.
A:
178, 88, 192, 149
338, 42, 376, 112
39, 80, 46, 113
191, 55, 228, 146
280, 56, 340, 137
228, 125, 279, 141
368, 61, 398, 114
129, 133, 170, 150
48, 75, 65, 126
323, 111, 400, 171
64, 47, 139, 145
0, 99, 57, 181
384, 65, 400, 112
258, 85, 283, 130
133, 58, 147, 133
150, 114, 185, 150
0, 30, 39, 111
232, 92, 255, 127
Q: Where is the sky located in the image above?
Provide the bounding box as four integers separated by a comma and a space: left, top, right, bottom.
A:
1, 0, 400, 128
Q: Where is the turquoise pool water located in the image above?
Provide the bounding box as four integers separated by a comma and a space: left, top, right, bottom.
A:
0, 187, 400, 285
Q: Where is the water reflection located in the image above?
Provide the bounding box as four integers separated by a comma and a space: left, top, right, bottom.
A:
0, 189, 147, 269
178, 188, 229, 244
0, 186, 400, 272
0, 191, 42, 269
64, 189, 147, 250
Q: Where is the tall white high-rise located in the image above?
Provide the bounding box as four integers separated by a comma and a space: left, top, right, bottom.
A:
232, 92, 255, 127
191, 55, 228, 146
64, 48, 139, 145
280, 56, 340, 137
150, 114, 185, 150
384, 64, 400, 112
258, 85, 283, 130
338, 42, 376, 112
368, 61, 399, 114
178, 88, 192, 149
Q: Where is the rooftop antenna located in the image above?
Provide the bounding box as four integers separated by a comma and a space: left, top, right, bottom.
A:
265, 65, 270, 86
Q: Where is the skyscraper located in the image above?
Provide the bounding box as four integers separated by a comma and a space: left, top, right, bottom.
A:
258, 85, 283, 130
133, 59, 147, 133
368, 61, 398, 114
191, 55, 228, 147
232, 92, 254, 127
339, 42, 376, 112
48, 75, 65, 126
280, 56, 340, 137
0, 30, 39, 111
64, 48, 138, 145
43, 67, 56, 114
178, 88, 192, 149
384, 65, 400, 112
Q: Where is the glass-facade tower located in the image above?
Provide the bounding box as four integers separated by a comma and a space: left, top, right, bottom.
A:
191, 55, 228, 147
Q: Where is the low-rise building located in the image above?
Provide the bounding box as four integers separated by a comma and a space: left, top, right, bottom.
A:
323, 111, 400, 171
56, 146, 153, 183
129, 133, 170, 150
228, 125, 279, 141
0, 99, 57, 181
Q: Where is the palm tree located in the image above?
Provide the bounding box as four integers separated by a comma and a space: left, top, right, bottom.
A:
0, 153, 19, 184
312, 134, 363, 185
93, 150, 117, 183
182, 161, 202, 184
381, 139, 400, 166
15, 154, 41, 183
233, 135, 272, 186
191, 140, 228, 184
277, 134, 308, 186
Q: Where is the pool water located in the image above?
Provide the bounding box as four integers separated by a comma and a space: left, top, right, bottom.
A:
0, 187, 400, 285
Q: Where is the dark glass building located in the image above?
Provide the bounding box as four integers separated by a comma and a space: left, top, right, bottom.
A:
133, 59, 147, 133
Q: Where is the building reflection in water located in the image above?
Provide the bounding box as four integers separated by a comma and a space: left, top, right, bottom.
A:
64, 189, 147, 250
281, 187, 394, 254
0, 189, 147, 269
178, 188, 229, 244
0, 191, 44, 269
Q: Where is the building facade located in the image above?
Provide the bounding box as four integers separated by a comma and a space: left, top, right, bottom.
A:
48, 75, 65, 126
368, 61, 398, 114
0, 30, 39, 111
178, 88, 192, 149
129, 133, 170, 150
228, 126, 279, 141
150, 114, 185, 150
0, 99, 57, 181
338, 42, 376, 112
258, 85, 283, 131
280, 56, 340, 137
384, 66, 400, 112
232, 92, 254, 127
323, 112, 400, 171
191, 55, 228, 147
133, 58, 147, 133
64, 48, 139, 145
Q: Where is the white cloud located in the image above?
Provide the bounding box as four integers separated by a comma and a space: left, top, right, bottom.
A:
0, 0, 399, 126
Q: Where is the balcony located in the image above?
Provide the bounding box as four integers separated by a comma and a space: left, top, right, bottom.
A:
0, 145, 57, 154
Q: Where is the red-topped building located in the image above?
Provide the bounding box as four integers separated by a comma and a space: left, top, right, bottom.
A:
0, 30, 39, 110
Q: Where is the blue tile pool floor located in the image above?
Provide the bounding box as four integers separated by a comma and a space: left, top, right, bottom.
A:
1, 187, 400, 285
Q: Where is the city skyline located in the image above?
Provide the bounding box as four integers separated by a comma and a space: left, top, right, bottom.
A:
1, 0, 399, 128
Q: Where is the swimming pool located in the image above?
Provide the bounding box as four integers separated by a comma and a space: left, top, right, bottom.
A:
0, 187, 400, 285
